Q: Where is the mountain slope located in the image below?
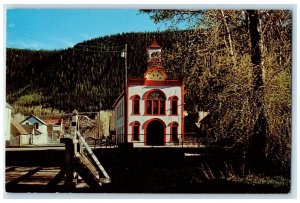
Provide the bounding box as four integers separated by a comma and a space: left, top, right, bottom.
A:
6, 31, 191, 113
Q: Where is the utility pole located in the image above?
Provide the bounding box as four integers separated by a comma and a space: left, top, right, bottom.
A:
124, 44, 128, 143
98, 101, 102, 139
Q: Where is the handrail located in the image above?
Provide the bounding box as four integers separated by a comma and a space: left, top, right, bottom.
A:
84, 133, 204, 149
77, 131, 111, 183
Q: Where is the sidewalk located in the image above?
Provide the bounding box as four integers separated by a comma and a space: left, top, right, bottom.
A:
6, 143, 65, 151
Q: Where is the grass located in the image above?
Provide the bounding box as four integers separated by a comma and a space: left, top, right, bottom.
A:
228, 175, 290, 189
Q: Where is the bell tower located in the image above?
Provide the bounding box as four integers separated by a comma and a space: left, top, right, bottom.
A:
147, 39, 162, 68
113, 38, 185, 148
144, 39, 167, 81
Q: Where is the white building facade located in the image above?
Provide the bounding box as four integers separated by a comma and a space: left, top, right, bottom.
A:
5, 103, 13, 145
114, 40, 184, 147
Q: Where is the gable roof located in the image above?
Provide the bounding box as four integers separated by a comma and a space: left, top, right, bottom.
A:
11, 121, 29, 135
21, 124, 42, 135
20, 115, 48, 126
43, 118, 62, 125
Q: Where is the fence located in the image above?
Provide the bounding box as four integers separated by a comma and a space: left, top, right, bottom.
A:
84, 133, 203, 149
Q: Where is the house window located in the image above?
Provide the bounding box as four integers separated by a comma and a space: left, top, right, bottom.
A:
170, 96, 178, 115
145, 90, 166, 115
34, 122, 39, 129
170, 122, 178, 142
132, 95, 140, 115
132, 121, 140, 141
116, 101, 124, 120
120, 101, 123, 118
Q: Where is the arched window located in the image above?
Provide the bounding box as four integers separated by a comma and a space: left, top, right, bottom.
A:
145, 90, 166, 115
170, 122, 179, 143
170, 96, 178, 115
132, 121, 140, 141
132, 95, 140, 115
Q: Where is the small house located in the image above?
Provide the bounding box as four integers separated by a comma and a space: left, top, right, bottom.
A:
20, 115, 48, 145
21, 124, 42, 145
43, 118, 64, 141
10, 121, 28, 146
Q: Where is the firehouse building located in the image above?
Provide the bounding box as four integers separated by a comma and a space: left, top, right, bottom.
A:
113, 40, 184, 147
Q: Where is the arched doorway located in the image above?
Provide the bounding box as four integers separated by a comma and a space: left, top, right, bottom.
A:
145, 119, 165, 146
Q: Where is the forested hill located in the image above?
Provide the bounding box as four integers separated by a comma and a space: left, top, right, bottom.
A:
6, 30, 195, 113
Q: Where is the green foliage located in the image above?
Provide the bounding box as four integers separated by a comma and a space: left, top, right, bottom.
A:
141, 9, 292, 174
15, 93, 43, 106
229, 175, 290, 189
13, 105, 64, 119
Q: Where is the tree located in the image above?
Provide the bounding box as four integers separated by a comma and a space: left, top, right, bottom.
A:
141, 9, 292, 174
246, 10, 267, 173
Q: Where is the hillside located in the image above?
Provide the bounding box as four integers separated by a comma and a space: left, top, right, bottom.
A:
6, 30, 196, 113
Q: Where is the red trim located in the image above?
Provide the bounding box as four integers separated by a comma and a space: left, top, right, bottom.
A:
126, 81, 129, 143
128, 78, 182, 86
169, 122, 179, 142
181, 82, 185, 143
144, 67, 167, 80
130, 94, 140, 99
169, 96, 179, 116
131, 95, 140, 115
143, 89, 166, 116
43, 118, 62, 125
146, 39, 162, 50
131, 121, 140, 141
119, 76, 184, 145
144, 118, 166, 145
169, 121, 179, 126
143, 89, 166, 100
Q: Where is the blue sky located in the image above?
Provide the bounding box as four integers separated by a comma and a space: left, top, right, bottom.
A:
6, 9, 167, 50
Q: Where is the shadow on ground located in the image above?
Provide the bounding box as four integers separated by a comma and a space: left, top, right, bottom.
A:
5, 147, 290, 193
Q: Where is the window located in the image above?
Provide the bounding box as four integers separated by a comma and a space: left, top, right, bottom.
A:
170, 122, 178, 142
132, 121, 140, 141
34, 122, 39, 129
116, 100, 124, 120
145, 90, 166, 115
170, 96, 178, 115
116, 105, 119, 120
132, 95, 140, 115
120, 101, 123, 118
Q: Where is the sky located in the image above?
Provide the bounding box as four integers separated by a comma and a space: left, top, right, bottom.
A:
6, 9, 167, 50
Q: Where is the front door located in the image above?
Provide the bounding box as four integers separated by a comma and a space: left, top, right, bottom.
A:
146, 120, 164, 146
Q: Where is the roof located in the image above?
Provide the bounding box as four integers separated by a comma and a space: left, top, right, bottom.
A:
20, 115, 48, 126
112, 91, 125, 109
11, 121, 29, 135
147, 39, 162, 50
21, 124, 42, 135
43, 118, 62, 125
198, 111, 209, 123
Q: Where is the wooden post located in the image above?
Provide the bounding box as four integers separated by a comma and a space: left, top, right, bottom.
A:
60, 138, 75, 191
